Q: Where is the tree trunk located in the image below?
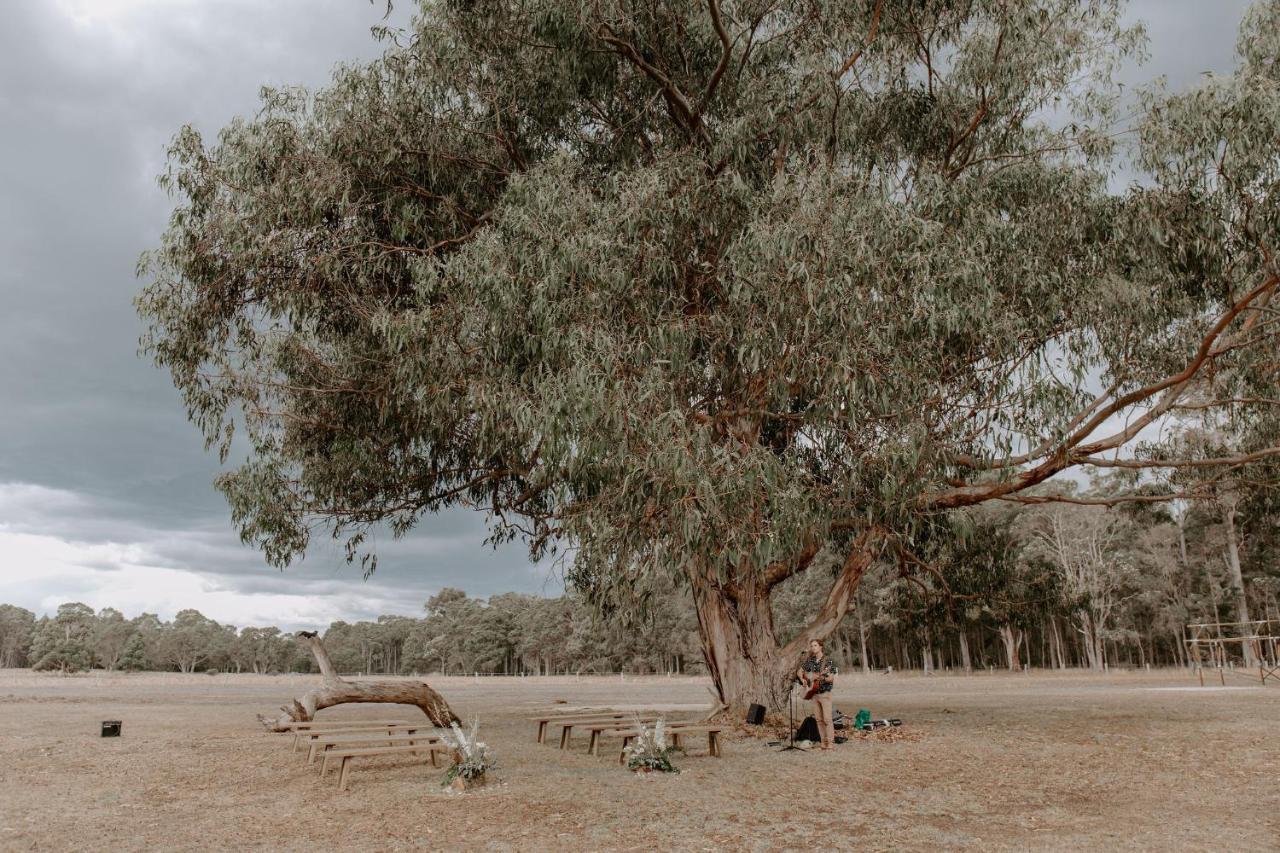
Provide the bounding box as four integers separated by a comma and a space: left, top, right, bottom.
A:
856, 598, 871, 674
998, 625, 1021, 671
922, 626, 934, 675
1222, 504, 1256, 666
1074, 610, 1097, 670
692, 578, 793, 711
691, 537, 877, 712
1049, 616, 1066, 670
957, 629, 973, 674
257, 632, 459, 732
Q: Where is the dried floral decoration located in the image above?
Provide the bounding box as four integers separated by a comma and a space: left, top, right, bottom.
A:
623, 717, 681, 773
441, 719, 497, 788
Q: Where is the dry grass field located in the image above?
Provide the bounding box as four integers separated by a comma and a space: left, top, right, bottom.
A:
0, 668, 1276, 852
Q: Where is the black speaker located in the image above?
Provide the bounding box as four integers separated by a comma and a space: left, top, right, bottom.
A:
101, 721, 121, 737
745, 703, 766, 725
795, 715, 820, 742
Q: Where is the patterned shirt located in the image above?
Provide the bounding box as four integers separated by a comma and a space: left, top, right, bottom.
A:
802, 654, 837, 694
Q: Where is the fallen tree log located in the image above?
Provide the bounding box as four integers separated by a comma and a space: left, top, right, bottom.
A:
257, 632, 460, 732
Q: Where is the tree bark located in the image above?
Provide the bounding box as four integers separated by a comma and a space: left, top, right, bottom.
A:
1048, 616, 1066, 670
257, 632, 459, 732
1222, 504, 1256, 666
691, 577, 793, 711
998, 625, 1022, 670
856, 597, 871, 674
1076, 609, 1104, 671
922, 625, 934, 674
691, 533, 878, 712
957, 629, 973, 674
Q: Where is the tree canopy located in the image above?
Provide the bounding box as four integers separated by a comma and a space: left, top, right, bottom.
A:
138, 0, 1280, 707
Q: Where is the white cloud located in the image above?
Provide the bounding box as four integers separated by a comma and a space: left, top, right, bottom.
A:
0, 528, 409, 628
0, 480, 547, 628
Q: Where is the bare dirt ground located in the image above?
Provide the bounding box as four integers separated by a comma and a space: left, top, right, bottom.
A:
1, 668, 1276, 852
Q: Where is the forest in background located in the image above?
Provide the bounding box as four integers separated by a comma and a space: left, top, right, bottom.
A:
4, 483, 1277, 678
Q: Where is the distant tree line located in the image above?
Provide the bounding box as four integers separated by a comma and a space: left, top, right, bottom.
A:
4, 482, 1276, 678
0, 590, 702, 676
771, 486, 1280, 674
6, 530, 1236, 674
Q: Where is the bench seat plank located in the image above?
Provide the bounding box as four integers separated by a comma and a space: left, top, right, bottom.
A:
327, 743, 455, 791
530, 712, 629, 743
557, 716, 662, 750
321, 740, 447, 775
615, 726, 724, 762
582, 720, 700, 755
306, 731, 438, 764
292, 723, 425, 752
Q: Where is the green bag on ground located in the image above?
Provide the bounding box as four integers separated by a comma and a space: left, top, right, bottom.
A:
854, 709, 872, 731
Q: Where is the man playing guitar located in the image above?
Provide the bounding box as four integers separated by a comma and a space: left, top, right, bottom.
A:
797, 638, 838, 750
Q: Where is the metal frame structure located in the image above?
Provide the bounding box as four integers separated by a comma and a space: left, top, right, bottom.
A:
1184, 620, 1280, 686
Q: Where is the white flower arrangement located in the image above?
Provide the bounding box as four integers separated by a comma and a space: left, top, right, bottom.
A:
440, 718, 497, 788
623, 716, 681, 773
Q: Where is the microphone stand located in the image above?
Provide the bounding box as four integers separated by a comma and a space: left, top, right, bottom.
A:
778, 677, 803, 752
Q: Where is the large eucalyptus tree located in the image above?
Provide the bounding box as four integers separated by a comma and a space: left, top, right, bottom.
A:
139, 1, 1280, 709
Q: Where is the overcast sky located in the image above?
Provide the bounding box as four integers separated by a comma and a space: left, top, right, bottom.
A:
0, 0, 1257, 630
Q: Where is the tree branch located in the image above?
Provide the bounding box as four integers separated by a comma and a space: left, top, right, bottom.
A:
597, 25, 710, 146
929, 273, 1280, 509
780, 528, 884, 657
1076, 446, 1280, 470
694, 0, 734, 125
997, 491, 1211, 507
763, 541, 819, 590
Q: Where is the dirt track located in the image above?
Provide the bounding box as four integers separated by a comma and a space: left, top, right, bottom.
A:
0, 669, 1276, 851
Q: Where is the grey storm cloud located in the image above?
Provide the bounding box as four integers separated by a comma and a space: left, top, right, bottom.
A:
0, 0, 1259, 627
0, 0, 542, 628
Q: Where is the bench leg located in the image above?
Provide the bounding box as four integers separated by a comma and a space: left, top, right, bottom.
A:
670, 732, 682, 749
709, 732, 720, 757
537, 721, 547, 744
588, 731, 599, 756
308, 742, 319, 764
292, 734, 300, 751
560, 726, 572, 750
339, 756, 352, 791
619, 735, 632, 765
322, 753, 331, 776
430, 748, 438, 767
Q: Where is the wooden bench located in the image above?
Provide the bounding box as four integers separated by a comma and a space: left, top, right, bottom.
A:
529, 711, 626, 744
617, 725, 724, 763
306, 730, 437, 764
325, 743, 455, 791
292, 723, 423, 752
582, 719, 698, 756
318, 735, 445, 775
553, 716, 661, 750
287, 721, 413, 749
